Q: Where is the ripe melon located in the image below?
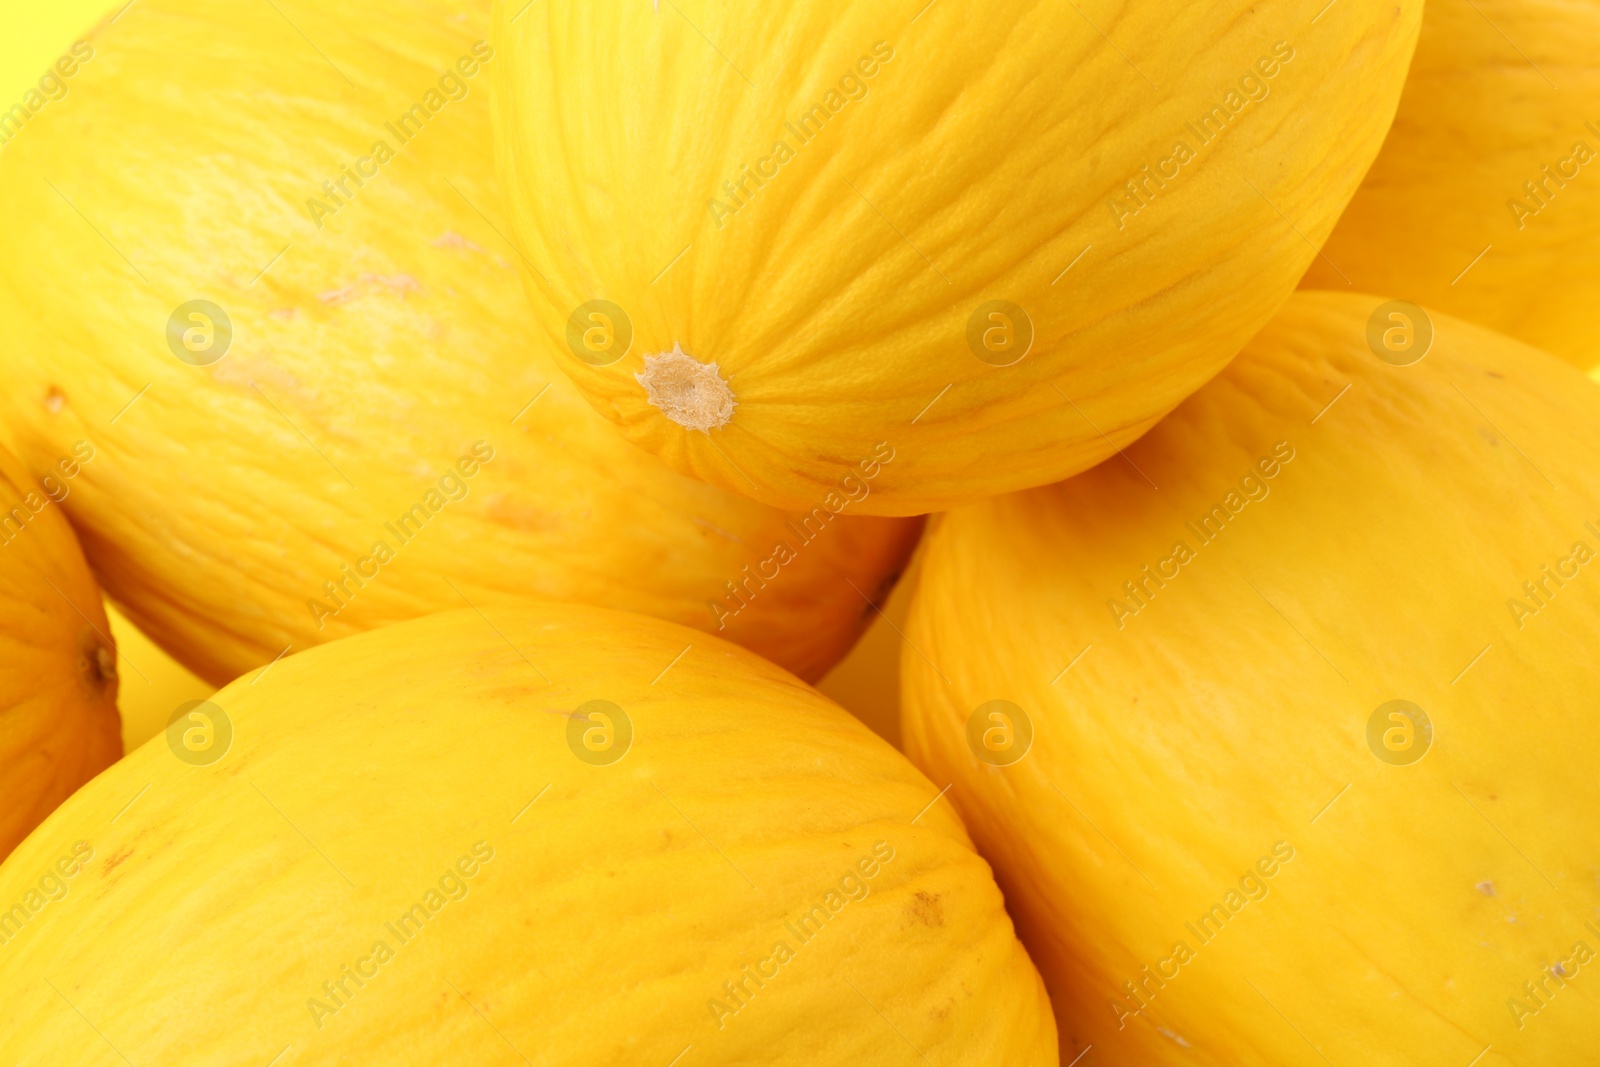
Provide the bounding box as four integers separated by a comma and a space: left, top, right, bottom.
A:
0, 603, 1056, 1064
901, 291, 1600, 1064
0, 0, 919, 687
1303, 0, 1600, 370
0, 440, 120, 860
493, 0, 1421, 513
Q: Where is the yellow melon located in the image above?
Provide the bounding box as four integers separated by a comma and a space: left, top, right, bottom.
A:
492, 0, 1421, 514
1303, 0, 1600, 370
0, 0, 920, 687
0, 440, 120, 860
0, 603, 1055, 1064
902, 291, 1600, 1064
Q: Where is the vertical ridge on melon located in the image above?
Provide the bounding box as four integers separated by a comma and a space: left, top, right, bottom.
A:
0, 440, 121, 860
902, 291, 1600, 1064
0, 604, 1057, 1064
1303, 0, 1600, 371
493, 0, 1421, 513
0, 0, 921, 687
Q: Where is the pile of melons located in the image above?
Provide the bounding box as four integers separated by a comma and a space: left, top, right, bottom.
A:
1, 1, 1595, 1064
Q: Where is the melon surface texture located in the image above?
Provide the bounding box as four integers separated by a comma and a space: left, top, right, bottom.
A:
493, 0, 1421, 513
0, 440, 120, 861
0, 604, 1056, 1065
0, 0, 920, 687
902, 291, 1600, 1065
1303, 0, 1600, 371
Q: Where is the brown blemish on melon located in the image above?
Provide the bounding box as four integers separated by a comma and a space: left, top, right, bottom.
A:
909, 889, 944, 927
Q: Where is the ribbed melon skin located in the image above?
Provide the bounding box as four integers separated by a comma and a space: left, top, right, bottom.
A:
494, 0, 1421, 513
0, 0, 920, 687
0, 442, 121, 861
1304, 0, 1600, 371
903, 291, 1600, 1065
0, 603, 1056, 1065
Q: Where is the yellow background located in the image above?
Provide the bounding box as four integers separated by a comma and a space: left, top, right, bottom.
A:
104, 605, 214, 754
0, 1, 114, 106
